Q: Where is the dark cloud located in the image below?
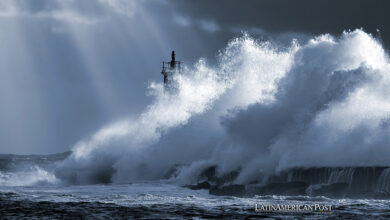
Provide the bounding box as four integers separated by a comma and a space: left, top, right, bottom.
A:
170, 0, 390, 47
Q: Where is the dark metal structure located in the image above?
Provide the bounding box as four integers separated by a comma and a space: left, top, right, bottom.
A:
161, 51, 181, 85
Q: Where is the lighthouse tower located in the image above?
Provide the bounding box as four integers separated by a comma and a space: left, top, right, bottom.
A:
161, 51, 181, 86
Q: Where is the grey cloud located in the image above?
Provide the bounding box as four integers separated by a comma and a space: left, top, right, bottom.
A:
0, 0, 139, 24
170, 0, 390, 47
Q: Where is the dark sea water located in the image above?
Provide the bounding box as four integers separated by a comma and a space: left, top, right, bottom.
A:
1, 154, 390, 219
1, 183, 390, 219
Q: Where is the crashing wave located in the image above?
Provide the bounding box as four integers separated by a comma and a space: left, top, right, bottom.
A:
55, 29, 390, 192
0, 166, 58, 187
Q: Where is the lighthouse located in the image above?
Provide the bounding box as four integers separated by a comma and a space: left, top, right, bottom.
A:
161, 51, 181, 86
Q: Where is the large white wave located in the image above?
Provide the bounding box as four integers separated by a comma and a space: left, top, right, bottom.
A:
0, 166, 58, 187
56, 29, 390, 185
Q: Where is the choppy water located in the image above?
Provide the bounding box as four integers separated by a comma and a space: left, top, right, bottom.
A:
1, 182, 390, 219
1, 153, 390, 219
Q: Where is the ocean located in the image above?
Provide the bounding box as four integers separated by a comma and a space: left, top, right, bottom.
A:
1, 154, 390, 219
1, 182, 390, 219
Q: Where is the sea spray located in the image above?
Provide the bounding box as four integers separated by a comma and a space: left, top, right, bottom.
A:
0, 166, 58, 187
56, 30, 390, 185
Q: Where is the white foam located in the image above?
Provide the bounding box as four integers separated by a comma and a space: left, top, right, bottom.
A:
0, 166, 58, 187
58, 29, 390, 184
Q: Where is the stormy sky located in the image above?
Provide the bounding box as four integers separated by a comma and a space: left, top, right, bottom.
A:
0, 0, 389, 154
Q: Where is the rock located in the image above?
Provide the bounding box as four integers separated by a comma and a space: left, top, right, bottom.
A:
306, 183, 349, 198
209, 184, 246, 197
247, 182, 308, 196
188, 181, 211, 190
